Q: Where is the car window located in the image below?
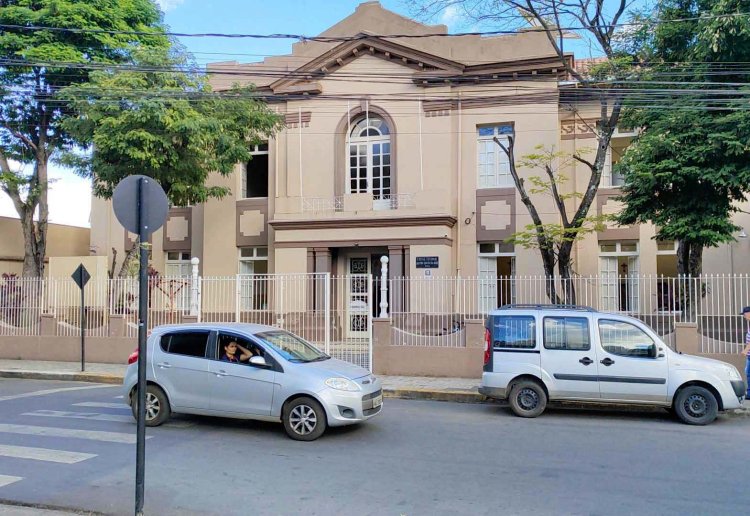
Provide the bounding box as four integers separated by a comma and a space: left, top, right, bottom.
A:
161, 332, 209, 358
598, 319, 656, 358
254, 331, 328, 362
215, 333, 265, 363
491, 316, 536, 349
544, 317, 590, 351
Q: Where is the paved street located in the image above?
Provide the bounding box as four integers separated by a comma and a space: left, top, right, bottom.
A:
0, 378, 748, 516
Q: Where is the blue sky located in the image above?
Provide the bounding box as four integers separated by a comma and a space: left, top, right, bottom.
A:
0, 0, 647, 227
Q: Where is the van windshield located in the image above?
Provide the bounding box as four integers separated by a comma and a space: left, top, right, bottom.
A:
254, 331, 329, 363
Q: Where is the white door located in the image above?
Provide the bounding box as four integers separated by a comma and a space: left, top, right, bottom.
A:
541, 315, 601, 400
478, 256, 498, 314
347, 257, 370, 339
599, 257, 618, 311
625, 256, 640, 312
595, 317, 669, 403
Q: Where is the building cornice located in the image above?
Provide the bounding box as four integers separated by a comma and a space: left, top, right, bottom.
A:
269, 214, 457, 231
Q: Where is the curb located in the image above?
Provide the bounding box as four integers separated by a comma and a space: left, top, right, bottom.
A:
0, 370, 123, 385
2, 370, 748, 418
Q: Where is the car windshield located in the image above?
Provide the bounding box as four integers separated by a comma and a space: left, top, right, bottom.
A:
254, 331, 329, 363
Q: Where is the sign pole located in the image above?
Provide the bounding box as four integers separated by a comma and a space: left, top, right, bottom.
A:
80, 281, 85, 372
111, 174, 168, 516
135, 178, 148, 516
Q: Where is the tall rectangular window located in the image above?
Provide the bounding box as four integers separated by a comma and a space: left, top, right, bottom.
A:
243, 143, 269, 198
477, 124, 514, 188
238, 247, 269, 311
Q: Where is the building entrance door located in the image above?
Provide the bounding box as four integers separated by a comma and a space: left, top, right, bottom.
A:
347, 257, 371, 339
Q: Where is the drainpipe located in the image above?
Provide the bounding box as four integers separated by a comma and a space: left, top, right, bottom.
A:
456, 92, 462, 278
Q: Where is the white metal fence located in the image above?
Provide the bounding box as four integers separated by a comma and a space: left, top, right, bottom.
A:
2, 273, 748, 361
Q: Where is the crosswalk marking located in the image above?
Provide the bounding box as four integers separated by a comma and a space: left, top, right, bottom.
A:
0, 384, 112, 402
0, 424, 149, 444
23, 410, 133, 423
0, 475, 23, 488
0, 445, 96, 464
73, 402, 128, 409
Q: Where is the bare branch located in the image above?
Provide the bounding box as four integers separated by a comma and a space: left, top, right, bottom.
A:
544, 163, 570, 226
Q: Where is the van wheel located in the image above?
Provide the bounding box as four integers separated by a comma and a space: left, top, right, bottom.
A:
283, 397, 327, 441
131, 385, 171, 427
509, 380, 547, 418
674, 386, 718, 426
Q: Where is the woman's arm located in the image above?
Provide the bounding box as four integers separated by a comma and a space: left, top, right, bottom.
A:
237, 344, 254, 361
743, 342, 750, 356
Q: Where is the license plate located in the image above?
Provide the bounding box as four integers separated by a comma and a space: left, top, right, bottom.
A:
371, 395, 383, 408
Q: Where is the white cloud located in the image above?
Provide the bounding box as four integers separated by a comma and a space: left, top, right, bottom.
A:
156, 0, 185, 12
440, 5, 462, 29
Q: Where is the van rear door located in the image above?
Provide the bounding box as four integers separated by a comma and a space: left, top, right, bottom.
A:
487, 313, 541, 375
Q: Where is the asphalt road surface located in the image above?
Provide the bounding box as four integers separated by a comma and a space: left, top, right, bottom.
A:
0, 378, 748, 516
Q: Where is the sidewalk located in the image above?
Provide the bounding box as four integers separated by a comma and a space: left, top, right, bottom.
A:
0, 359, 748, 415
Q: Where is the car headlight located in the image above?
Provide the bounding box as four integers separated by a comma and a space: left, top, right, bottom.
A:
325, 377, 360, 391
724, 366, 742, 381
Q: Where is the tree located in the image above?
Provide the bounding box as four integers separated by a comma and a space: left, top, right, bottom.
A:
60, 47, 283, 274
616, 0, 750, 277
412, 1, 635, 301
0, 0, 168, 277
498, 143, 608, 303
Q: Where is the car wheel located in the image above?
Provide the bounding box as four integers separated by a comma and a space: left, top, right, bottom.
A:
131, 385, 171, 427
508, 380, 547, 418
283, 397, 327, 441
674, 386, 718, 426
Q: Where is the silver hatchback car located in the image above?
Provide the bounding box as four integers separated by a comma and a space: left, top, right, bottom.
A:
123, 323, 383, 440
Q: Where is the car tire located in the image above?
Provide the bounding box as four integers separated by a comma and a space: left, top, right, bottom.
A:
131, 385, 171, 427
283, 397, 327, 441
674, 386, 718, 426
508, 380, 547, 418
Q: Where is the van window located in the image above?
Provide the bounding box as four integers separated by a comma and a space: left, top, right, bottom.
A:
598, 319, 656, 358
491, 316, 536, 349
543, 317, 590, 351
160, 332, 209, 358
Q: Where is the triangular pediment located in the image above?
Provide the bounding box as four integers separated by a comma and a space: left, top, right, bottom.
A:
270, 36, 465, 94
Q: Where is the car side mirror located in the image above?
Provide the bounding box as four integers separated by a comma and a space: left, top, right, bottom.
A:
249, 356, 267, 367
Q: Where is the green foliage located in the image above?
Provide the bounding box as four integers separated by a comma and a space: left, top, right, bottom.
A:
60, 47, 283, 205
506, 145, 609, 260
616, 0, 750, 257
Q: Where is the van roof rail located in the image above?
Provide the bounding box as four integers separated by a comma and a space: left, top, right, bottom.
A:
496, 304, 596, 312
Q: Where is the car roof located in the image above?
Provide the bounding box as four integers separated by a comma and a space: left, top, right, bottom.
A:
489, 304, 596, 314
151, 322, 279, 334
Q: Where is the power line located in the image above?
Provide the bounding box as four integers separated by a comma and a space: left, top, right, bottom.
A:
1, 11, 749, 41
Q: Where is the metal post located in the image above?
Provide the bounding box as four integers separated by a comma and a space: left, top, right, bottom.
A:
189, 257, 200, 316
324, 273, 331, 356
80, 282, 85, 372
135, 178, 148, 516
379, 256, 389, 318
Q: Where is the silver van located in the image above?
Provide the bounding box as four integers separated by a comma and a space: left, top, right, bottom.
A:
123, 323, 382, 440
479, 305, 746, 425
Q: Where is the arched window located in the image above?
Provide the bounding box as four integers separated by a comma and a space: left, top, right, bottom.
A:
348, 116, 391, 204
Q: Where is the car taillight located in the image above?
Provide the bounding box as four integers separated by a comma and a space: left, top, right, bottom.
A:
127, 348, 138, 365
483, 328, 491, 365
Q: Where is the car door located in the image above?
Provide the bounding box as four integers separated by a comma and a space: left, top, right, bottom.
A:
208, 332, 277, 416
541, 315, 601, 400
595, 317, 669, 403
153, 331, 212, 410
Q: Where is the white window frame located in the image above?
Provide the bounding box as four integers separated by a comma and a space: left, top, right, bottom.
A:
478, 243, 516, 313
242, 143, 269, 199
656, 240, 678, 255
477, 124, 514, 189
165, 251, 191, 277
238, 247, 269, 312
347, 116, 392, 207
599, 242, 640, 313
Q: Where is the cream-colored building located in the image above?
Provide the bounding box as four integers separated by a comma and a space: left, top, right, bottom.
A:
0, 216, 90, 276
89, 1, 750, 313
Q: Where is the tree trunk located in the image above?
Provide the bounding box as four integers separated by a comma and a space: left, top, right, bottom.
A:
540, 247, 561, 304
557, 245, 577, 305
676, 240, 690, 276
